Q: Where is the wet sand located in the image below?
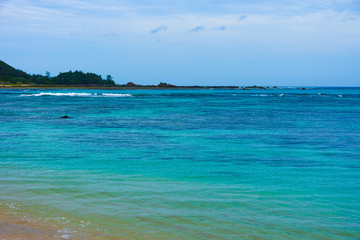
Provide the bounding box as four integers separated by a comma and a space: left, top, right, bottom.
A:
0, 213, 62, 240
0, 211, 128, 240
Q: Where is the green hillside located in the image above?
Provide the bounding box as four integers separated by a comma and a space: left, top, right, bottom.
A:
0, 60, 29, 84
0, 60, 115, 86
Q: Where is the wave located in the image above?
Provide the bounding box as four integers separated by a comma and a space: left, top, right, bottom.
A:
29, 92, 92, 97
20, 92, 132, 97
102, 93, 132, 97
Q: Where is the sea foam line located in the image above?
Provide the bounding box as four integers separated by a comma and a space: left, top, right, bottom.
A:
20, 92, 132, 97
102, 93, 132, 97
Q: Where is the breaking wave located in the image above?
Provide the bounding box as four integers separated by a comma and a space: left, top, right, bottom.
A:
20, 92, 132, 97
101, 93, 132, 97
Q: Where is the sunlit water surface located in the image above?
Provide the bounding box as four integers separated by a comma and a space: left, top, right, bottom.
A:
0, 88, 359, 239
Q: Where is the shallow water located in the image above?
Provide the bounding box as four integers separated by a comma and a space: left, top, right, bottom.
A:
1, 88, 360, 239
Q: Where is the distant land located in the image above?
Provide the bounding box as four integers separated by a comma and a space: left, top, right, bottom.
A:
0, 60, 241, 89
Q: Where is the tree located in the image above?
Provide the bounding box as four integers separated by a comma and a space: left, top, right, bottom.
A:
106, 75, 113, 81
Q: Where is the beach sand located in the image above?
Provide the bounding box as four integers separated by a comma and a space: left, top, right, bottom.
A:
0, 211, 129, 240
0, 213, 61, 240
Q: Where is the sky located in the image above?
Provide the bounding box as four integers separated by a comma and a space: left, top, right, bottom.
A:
1, 0, 360, 86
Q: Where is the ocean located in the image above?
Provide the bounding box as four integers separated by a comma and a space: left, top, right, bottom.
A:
0, 88, 359, 239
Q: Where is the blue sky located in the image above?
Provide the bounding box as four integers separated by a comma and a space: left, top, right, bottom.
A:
1, 0, 359, 86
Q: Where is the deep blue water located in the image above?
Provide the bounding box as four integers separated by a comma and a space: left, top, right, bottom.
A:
0, 88, 359, 239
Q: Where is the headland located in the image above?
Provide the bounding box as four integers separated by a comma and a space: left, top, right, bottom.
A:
0, 60, 239, 89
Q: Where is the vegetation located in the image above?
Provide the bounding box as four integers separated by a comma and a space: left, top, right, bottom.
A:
1, 59, 240, 89
0, 60, 28, 84
0, 60, 115, 86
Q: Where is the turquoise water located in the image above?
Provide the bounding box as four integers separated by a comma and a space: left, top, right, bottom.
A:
1, 88, 360, 239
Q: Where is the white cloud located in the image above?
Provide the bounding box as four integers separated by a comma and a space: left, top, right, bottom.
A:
0, 0, 359, 53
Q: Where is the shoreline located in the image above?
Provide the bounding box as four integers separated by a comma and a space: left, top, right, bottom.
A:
0, 84, 240, 90
0, 209, 123, 240
0, 211, 64, 240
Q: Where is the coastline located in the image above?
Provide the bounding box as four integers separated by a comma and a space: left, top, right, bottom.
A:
0, 211, 63, 240
0, 209, 124, 240
0, 85, 240, 90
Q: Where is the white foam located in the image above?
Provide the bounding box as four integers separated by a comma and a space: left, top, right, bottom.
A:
80, 220, 90, 227
279, 94, 284, 97
21, 92, 92, 97
20, 92, 132, 97
57, 228, 76, 239
102, 93, 132, 97
60, 234, 71, 239
9, 203, 18, 210
338, 95, 343, 98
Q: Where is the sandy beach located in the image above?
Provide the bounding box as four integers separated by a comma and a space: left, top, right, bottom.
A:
0, 210, 129, 240
0, 212, 60, 240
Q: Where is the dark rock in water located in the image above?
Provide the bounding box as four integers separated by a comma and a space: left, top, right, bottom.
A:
60, 115, 69, 118
301, 87, 306, 90
246, 85, 266, 89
